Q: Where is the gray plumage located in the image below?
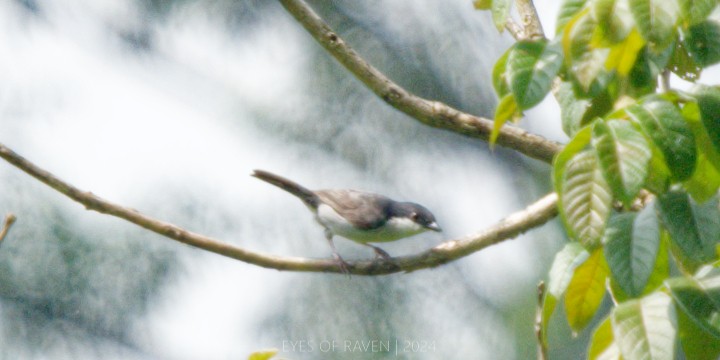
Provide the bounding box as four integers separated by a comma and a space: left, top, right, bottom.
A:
252, 169, 441, 270
252, 169, 440, 234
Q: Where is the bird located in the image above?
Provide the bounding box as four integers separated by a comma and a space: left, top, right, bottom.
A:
252, 169, 441, 272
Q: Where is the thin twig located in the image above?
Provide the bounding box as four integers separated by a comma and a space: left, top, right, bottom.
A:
278, 0, 561, 164
659, 69, 671, 93
0, 213, 17, 245
0, 143, 559, 275
535, 281, 548, 360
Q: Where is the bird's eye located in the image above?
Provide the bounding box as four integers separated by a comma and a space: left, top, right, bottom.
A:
411, 212, 419, 221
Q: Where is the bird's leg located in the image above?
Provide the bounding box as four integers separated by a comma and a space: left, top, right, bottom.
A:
364, 243, 392, 260
324, 229, 350, 274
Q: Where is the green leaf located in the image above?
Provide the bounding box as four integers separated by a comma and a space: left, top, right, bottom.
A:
592, 0, 635, 45
473, 0, 492, 10
582, 89, 616, 124
558, 81, 590, 137
588, 316, 621, 360
553, 125, 606, 246
493, 48, 511, 97
491, 0, 511, 32
559, 149, 613, 248
604, 205, 661, 297
657, 191, 720, 270
554, 124, 594, 186
609, 273, 632, 304
547, 243, 592, 298
626, 98, 697, 181
491, 94, 521, 147
575, 49, 611, 95
248, 349, 278, 360
507, 40, 563, 109
692, 196, 720, 260
565, 249, 609, 333
608, 231, 670, 309
605, 28, 646, 76
685, 20, 720, 67
684, 99, 720, 173
557, 0, 589, 34
684, 151, 720, 203
604, 213, 637, 287
554, 124, 593, 215
696, 265, 720, 309
644, 144, 671, 194
675, 301, 720, 360
680, 0, 719, 26
628, 47, 660, 96
669, 38, 702, 82
611, 292, 677, 360
645, 39, 675, 70
592, 120, 651, 204
643, 231, 670, 294
629, 0, 679, 51
666, 276, 720, 338
564, 9, 610, 91
543, 243, 590, 342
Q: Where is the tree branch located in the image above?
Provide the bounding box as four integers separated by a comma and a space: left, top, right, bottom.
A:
659, 69, 671, 93
278, 0, 561, 164
0, 143, 558, 275
515, 0, 545, 40
535, 281, 548, 360
0, 213, 16, 245
505, 19, 524, 40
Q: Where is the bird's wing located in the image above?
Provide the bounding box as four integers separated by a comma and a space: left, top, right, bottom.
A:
316, 190, 389, 230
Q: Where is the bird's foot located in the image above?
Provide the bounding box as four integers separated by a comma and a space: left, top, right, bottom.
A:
332, 253, 351, 275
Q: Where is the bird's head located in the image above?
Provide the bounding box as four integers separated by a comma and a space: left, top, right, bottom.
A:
391, 202, 442, 233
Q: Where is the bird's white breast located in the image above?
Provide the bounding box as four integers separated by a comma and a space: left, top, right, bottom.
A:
315, 204, 425, 243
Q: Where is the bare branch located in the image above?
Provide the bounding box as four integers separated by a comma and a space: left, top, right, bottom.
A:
0, 213, 16, 245
0, 143, 558, 275
515, 0, 546, 40
505, 19, 524, 40
279, 0, 561, 164
535, 281, 548, 360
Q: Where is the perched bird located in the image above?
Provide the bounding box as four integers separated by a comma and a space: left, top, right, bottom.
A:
252, 170, 441, 271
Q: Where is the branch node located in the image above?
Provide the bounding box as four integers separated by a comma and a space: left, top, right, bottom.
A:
166, 226, 183, 239
382, 87, 403, 103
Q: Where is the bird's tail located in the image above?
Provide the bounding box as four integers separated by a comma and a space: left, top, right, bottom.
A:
252, 170, 320, 208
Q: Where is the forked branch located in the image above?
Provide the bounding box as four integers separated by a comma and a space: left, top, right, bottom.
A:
0, 143, 557, 275
278, 0, 561, 164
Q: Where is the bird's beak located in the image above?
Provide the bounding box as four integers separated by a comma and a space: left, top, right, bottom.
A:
426, 222, 442, 232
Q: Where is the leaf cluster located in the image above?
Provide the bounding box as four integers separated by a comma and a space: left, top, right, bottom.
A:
479, 0, 720, 358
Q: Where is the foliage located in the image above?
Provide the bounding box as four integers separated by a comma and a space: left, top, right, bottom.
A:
248, 349, 279, 360
480, 0, 720, 359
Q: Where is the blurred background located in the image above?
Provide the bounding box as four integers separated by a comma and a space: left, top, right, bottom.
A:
0, 0, 588, 358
